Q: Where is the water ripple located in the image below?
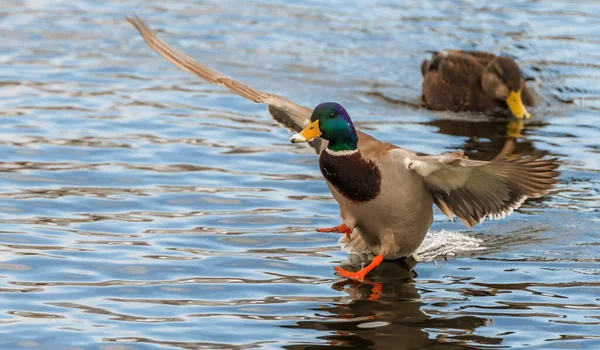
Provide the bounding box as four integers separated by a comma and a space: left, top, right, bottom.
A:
0, 0, 598, 349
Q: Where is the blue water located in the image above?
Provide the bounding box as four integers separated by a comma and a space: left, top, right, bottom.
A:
0, 0, 599, 349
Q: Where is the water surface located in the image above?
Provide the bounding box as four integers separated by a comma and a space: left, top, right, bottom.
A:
0, 0, 599, 349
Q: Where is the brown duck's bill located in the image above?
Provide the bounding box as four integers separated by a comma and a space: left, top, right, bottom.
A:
506, 90, 531, 119
290, 119, 321, 143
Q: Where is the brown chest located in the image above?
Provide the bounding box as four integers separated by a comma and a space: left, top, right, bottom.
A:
319, 150, 382, 203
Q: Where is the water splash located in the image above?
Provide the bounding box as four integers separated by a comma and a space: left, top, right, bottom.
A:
415, 229, 487, 262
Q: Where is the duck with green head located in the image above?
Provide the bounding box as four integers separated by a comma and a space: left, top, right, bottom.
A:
129, 16, 560, 282
290, 102, 557, 281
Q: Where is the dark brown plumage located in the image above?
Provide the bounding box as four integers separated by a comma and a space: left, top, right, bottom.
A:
319, 150, 382, 203
421, 50, 535, 118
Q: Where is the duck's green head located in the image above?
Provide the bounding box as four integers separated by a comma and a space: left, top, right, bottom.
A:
290, 102, 358, 151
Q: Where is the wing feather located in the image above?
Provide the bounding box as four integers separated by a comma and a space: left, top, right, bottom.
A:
126, 15, 327, 152
405, 143, 559, 228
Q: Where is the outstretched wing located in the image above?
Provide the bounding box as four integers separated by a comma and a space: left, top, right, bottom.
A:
404, 143, 559, 228
126, 15, 325, 152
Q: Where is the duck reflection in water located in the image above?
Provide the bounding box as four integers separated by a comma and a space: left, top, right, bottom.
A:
282, 257, 499, 350
424, 115, 557, 211
423, 117, 543, 160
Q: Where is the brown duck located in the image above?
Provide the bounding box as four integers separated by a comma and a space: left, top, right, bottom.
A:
421, 50, 535, 119
128, 17, 559, 282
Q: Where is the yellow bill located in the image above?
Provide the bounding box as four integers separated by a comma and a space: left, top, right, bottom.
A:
290, 119, 321, 143
506, 90, 531, 119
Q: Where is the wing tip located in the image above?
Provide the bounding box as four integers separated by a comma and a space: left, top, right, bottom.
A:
125, 13, 142, 28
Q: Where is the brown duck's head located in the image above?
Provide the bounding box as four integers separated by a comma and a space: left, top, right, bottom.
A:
482, 57, 531, 119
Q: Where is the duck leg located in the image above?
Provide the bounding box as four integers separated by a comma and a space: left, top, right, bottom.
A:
317, 223, 351, 239
334, 254, 384, 282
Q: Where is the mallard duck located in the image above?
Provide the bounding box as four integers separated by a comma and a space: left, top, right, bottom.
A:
128, 17, 560, 282
421, 50, 535, 119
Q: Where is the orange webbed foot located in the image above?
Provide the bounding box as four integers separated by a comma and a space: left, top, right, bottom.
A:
317, 223, 351, 239
334, 266, 366, 282
334, 255, 384, 283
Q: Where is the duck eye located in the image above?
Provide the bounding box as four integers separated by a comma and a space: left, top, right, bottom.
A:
329, 112, 336, 118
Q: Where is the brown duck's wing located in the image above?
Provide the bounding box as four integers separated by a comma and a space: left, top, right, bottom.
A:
404, 146, 560, 228
434, 53, 485, 86
447, 50, 498, 65
422, 52, 489, 111
127, 15, 337, 153
449, 50, 537, 107
422, 50, 494, 75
